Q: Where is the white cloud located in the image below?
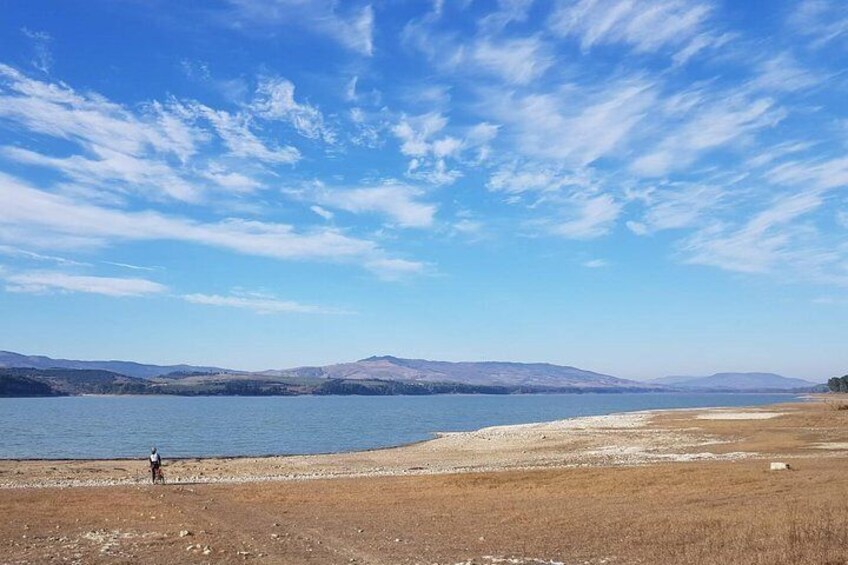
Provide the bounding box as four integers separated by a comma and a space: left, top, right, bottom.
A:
631, 92, 783, 177
199, 165, 262, 194
392, 112, 449, 157
487, 79, 656, 165
583, 258, 608, 268
224, 1, 374, 56
182, 291, 344, 315
20, 27, 53, 74
629, 184, 725, 234
471, 36, 554, 85
766, 156, 848, 191
4, 270, 166, 296
3, 145, 203, 202
391, 112, 470, 185
310, 205, 335, 221
0, 65, 303, 204
548, 0, 721, 62
0, 245, 88, 267
747, 52, 822, 93
0, 65, 199, 162
251, 76, 335, 143
297, 183, 437, 228
552, 193, 622, 239
191, 104, 301, 164
0, 173, 424, 278
681, 192, 826, 274
790, 0, 848, 48
488, 165, 596, 194
102, 261, 159, 272
478, 0, 535, 33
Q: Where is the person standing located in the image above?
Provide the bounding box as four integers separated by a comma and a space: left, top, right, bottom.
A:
149, 447, 162, 484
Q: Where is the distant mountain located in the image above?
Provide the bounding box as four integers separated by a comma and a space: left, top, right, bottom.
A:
265, 355, 657, 390
0, 367, 149, 396
0, 351, 229, 380
651, 372, 819, 391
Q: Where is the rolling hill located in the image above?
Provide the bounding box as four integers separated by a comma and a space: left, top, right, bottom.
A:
0, 350, 229, 379
0, 351, 667, 394
265, 355, 655, 390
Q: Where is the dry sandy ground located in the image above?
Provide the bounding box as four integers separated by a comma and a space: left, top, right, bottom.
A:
3, 398, 848, 564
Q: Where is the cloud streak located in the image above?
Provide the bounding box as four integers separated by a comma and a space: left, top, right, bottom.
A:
3, 270, 167, 297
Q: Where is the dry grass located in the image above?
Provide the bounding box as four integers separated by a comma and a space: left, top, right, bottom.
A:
4, 458, 848, 564
638, 502, 848, 565
5, 400, 848, 564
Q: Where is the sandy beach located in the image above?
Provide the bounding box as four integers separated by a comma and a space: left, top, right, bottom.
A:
3, 397, 848, 564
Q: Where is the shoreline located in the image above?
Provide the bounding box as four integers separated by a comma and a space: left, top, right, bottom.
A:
4, 397, 848, 563
2, 397, 840, 490
0, 392, 806, 463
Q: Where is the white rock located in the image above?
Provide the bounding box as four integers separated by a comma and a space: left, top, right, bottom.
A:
770, 462, 791, 471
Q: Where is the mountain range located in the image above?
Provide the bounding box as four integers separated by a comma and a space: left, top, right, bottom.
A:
0, 350, 226, 379
650, 372, 819, 391
0, 350, 823, 397
264, 355, 649, 389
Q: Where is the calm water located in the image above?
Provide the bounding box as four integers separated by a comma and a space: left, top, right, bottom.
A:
0, 393, 797, 459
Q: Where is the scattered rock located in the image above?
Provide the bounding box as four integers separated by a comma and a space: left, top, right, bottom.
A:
179, 530, 192, 537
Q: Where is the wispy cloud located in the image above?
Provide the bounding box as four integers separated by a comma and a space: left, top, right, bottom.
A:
486, 78, 656, 165
790, 0, 848, 48
681, 192, 829, 275
294, 182, 437, 229
190, 103, 301, 164
0, 245, 89, 267
630, 90, 783, 177
224, 0, 374, 56
552, 193, 622, 239
3, 270, 167, 296
471, 36, 554, 85
20, 27, 53, 74
182, 291, 348, 315
548, 0, 724, 63
391, 112, 494, 185
251, 76, 336, 143
0, 173, 424, 278
627, 184, 725, 235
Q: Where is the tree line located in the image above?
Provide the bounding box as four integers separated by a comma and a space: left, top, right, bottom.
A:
827, 375, 848, 392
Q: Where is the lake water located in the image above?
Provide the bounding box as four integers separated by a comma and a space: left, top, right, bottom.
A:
0, 393, 798, 459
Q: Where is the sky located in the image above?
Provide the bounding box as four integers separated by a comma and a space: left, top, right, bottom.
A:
0, 0, 846, 380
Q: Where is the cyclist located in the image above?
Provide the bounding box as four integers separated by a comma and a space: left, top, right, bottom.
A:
149, 447, 162, 484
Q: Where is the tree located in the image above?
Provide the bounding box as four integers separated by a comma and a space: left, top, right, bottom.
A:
828, 376, 848, 393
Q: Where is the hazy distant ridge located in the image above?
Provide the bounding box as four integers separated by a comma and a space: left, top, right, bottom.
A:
0, 351, 821, 393
0, 351, 228, 379
651, 372, 818, 391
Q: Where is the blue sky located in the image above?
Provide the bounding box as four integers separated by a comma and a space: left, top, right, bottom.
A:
0, 0, 846, 380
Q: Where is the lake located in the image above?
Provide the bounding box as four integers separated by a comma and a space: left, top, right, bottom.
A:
0, 393, 798, 459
